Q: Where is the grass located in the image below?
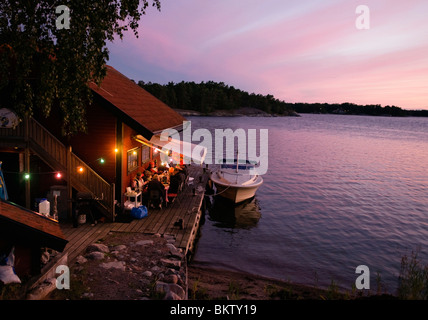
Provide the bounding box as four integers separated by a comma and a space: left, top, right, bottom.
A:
190, 277, 209, 300
397, 249, 428, 300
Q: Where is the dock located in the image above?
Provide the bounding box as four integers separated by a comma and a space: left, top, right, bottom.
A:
60, 165, 209, 265
27, 165, 210, 293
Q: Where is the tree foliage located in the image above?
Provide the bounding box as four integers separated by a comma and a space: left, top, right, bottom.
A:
139, 80, 419, 117
0, 0, 161, 135
139, 80, 296, 115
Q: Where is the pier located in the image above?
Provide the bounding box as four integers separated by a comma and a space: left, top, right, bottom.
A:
60, 165, 209, 265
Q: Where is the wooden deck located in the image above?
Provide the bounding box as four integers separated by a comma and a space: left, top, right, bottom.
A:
60, 165, 210, 265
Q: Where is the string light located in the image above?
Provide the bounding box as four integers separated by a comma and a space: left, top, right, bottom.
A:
5, 153, 108, 179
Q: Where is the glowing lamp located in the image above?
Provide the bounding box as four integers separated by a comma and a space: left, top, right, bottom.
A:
78, 166, 84, 173
56, 172, 62, 179
100, 158, 105, 164
114, 148, 119, 153
24, 173, 30, 180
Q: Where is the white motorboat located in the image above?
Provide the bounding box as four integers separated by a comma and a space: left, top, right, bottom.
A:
210, 159, 263, 204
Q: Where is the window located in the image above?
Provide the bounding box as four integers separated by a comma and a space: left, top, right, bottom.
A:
141, 145, 150, 165
127, 147, 140, 173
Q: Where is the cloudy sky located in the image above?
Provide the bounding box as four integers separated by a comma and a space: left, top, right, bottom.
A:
107, 0, 428, 110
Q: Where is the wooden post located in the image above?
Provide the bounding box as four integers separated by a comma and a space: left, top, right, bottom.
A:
24, 116, 31, 209
111, 183, 115, 222
115, 120, 123, 205
66, 145, 72, 219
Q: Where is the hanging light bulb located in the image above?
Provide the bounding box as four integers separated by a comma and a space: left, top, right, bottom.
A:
56, 172, 62, 179
78, 166, 84, 173
100, 158, 105, 164
24, 173, 30, 180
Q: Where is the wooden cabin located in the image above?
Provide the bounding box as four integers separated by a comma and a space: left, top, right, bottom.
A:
0, 65, 186, 222
0, 199, 67, 280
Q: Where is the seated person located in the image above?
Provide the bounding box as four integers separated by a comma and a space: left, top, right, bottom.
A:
169, 169, 181, 194
148, 161, 158, 173
157, 165, 168, 174
175, 164, 188, 177
144, 170, 152, 182
147, 174, 166, 208
175, 165, 186, 185
132, 172, 145, 192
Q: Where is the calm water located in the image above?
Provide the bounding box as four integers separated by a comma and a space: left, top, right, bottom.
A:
187, 114, 428, 293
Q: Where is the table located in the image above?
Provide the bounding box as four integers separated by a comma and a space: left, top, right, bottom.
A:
124, 191, 142, 210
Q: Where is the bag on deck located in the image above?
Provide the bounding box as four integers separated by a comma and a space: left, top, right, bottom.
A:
131, 205, 148, 220
0, 247, 21, 285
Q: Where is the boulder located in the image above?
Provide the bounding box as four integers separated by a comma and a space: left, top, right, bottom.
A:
160, 258, 181, 269
86, 243, 109, 253
168, 283, 186, 300
99, 261, 126, 271
86, 251, 105, 260
75, 255, 88, 264
26, 278, 57, 300
112, 245, 127, 251
142, 271, 152, 277
135, 240, 154, 246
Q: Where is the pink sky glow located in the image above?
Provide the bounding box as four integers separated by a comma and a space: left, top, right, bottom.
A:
107, 0, 428, 110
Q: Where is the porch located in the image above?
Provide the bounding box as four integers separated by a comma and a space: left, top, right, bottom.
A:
61, 164, 209, 265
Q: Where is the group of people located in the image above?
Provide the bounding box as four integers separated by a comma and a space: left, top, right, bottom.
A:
131, 161, 188, 209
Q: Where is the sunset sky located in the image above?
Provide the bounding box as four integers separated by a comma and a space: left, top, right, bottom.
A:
107, 0, 428, 110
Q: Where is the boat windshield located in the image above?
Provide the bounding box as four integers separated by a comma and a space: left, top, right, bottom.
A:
219, 159, 257, 171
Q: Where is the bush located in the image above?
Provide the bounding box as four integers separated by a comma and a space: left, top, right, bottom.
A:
397, 250, 428, 300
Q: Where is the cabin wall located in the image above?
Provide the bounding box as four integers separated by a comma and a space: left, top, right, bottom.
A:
34, 97, 117, 184
69, 98, 117, 183
121, 124, 156, 195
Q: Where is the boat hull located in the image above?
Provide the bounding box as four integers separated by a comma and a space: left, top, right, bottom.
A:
210, 175, 263, 204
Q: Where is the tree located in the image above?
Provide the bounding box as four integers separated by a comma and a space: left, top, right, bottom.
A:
0, 0, 161, 136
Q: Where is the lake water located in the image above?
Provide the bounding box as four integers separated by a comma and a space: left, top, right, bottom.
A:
186, 114, 428, 293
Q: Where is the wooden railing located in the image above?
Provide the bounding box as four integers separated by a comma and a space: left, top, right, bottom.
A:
28, 118, 68, 168
69, 151, 115, 214
0, 123, 25, 138
0, 117, 115, 220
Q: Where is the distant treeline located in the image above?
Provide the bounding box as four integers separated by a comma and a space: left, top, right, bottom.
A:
292, 102, 428, 117
138, 80, 295, 115
138, 80, 428, 117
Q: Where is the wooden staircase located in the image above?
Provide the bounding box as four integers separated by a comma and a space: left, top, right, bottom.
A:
0, 117, 115, 221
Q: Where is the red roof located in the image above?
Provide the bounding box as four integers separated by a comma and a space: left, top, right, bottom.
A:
89, 66, 185, 137
0, 199, 68, 252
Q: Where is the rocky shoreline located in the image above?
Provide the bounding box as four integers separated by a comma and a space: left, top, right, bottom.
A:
46, 232, 188, 300
33, 231, 397, 301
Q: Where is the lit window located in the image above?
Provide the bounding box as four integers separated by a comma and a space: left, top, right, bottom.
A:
127, 148, 140, 173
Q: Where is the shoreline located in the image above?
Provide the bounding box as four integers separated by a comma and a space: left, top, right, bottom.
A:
186, 262, 397, 300
2, 231, 398, 300
173, 107, 300, 118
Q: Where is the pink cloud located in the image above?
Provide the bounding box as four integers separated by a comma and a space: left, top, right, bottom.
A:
108, 0, 428, 110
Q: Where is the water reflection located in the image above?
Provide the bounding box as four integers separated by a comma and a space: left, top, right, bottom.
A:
206, 195, 261, 229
